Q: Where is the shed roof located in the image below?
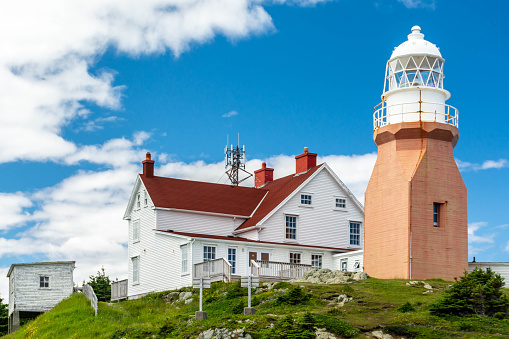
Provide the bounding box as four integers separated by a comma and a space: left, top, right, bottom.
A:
7, 261, 76, 277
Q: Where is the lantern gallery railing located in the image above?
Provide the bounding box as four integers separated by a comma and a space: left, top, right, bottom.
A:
250, 260, 312, 280
194, 258, 232, 283
373, 101, 459, 130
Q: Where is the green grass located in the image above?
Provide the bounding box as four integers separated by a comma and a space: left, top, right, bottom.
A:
3, 279, 509, 338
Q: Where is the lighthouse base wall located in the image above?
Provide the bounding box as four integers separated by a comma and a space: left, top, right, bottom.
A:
364, 122, 468, 281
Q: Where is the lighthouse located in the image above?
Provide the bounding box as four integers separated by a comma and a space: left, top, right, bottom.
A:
364, 26, 468, 280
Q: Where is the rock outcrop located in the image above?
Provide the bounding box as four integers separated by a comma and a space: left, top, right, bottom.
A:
290, 269, 369, 284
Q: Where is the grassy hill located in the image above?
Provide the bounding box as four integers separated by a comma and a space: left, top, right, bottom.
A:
3, 278, 509, 338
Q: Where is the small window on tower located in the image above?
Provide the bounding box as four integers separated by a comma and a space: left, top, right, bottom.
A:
433, 203, 444, 227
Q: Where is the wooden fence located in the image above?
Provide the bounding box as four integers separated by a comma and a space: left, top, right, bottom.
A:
251, 260, 312, 280
82, 284, 98, 316
111, 279, 128, 301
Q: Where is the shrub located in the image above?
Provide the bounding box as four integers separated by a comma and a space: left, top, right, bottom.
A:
225, 280, 248, 299
261, 314, 315, 339
275, 286, 311, 305
314, 314, 359, 338
273, 281, 291, 290
230, 299, 245, 315
85, 267, 112, 302
430, 267, 509, 317
0, 295, 7, 336
397, 301, 416, 313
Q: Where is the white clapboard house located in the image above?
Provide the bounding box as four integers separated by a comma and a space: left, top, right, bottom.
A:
7, 261, 75, 333
123, 148, 364, 299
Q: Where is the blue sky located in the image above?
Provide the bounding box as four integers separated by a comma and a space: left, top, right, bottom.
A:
0, 0, 508, 298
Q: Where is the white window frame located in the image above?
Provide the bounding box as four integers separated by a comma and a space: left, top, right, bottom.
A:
132, 256, 140, 284
228, 247, 237, 274
289, 252, 301, 264
181, 244, 189, 275
340, 259, 348, 272
334, 196, 347, 210
132, 220, 140, 243
353, 260, 361, 271
285, 215, 298, 242
39, 276, 50, 288
144, 191, 148, 207
203, 245, 216, 262
349, 221, 362, 247
136, 193, 141, 209
311, 254, 323, 269
299, 193, 313, 207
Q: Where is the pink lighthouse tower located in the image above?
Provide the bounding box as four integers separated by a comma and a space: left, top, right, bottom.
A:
364, 26, 468, 280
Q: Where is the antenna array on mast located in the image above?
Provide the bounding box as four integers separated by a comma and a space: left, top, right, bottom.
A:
224, 136, 252, 186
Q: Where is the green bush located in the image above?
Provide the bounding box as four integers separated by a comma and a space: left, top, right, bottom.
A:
273, 282, 291, 290
314, 314, 359, 338
261, 314, 315, 339
85, 267, 112, 302
225, 280, 248, 299
275, 286, 311, 305
0, 295, 7, 336
430, 267, 509, 317
230, 299, 245, 315
397, 301, 416, 313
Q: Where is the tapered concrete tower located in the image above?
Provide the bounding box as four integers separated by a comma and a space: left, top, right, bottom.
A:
364, 26, 468, 281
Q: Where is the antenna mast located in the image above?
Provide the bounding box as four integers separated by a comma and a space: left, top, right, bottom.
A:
224, 138, 252, 186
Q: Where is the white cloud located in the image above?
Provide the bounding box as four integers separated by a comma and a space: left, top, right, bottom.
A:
81, 116, 124, 132
456, 158, 508, 172
0, 193, 33, 231
222, 110, 239, 118
0, 0, 275, 164
468, 222, 495, 244
397, 0, 436, 9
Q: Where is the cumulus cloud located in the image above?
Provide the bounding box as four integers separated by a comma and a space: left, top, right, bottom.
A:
456, 158, 508, 172
397, 0, 436, 9
0, 0, 276, 164
222, 110, 239, 118
468, 222, 495, 244
0, 193, 33, 231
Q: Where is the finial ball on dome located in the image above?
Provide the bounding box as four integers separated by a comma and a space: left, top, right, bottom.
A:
411, 25, 421, 33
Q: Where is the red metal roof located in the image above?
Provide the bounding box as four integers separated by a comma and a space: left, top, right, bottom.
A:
141, 176, 268, 216
235, 164, 323, 231
157, 229, 353, 252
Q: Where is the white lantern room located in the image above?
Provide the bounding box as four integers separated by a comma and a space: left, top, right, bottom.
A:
374, 26, 458, 128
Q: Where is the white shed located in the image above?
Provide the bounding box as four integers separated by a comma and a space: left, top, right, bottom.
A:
7, 261, 75, 333
469, 261, 509, 287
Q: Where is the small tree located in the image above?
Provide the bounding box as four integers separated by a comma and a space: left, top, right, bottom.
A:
430, 267, 509, 318
85, 267, 112, 302
0, 295, 8, 336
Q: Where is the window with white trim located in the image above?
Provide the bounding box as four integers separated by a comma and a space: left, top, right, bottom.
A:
40, 276, 49, 288
349, 222, 361, 246
132, 256, 140, 284
353, 260, 361, 270
285, 215, 297, 240
335, 197, 346, 209
340, 259, 348, 272
203, 246, 216, 262
311, 254, 322, 269
136, 193, 141, 209
300, 194, 312, 206
144, 191, 148, 206
290, 252, 301, 264
132, 220, 140, 242
228, 248, 237, 274
181, 245, 189, 274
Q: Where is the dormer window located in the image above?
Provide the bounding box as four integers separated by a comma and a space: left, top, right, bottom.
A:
300, 194, 312, 206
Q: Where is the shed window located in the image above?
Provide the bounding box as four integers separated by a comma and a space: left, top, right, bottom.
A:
40, 276, 49, 288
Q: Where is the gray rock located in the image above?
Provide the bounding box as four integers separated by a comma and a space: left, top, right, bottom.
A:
185, 298, 193, 304
352, 272, 369, 281
315, 327, 337, 338
371, 330, 393, 339
180, 291, 193, 301
337, 294, 353, 306
291, 268, 367, 284
423, 283, 433, 290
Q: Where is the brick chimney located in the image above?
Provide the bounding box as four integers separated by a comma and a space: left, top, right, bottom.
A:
142, 152, 155, 178
254, 162, 274, 188
295, 147, 317, 174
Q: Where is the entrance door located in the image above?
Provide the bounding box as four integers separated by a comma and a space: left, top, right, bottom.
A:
249, 252, 257, 266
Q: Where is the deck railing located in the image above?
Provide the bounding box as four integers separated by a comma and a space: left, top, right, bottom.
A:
251, 260, 312, 280
374, 101, 459, 130
194, 258, 232, 282
111, 279, 128, 301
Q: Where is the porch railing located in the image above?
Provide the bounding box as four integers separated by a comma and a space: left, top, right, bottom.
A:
251, 260, 312, 280
194, 258, 232, 282
111, 279, 128, 301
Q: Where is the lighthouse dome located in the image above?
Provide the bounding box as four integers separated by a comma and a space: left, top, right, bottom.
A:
390, 26, 442, 59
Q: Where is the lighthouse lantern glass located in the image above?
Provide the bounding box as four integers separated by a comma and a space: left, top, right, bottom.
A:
384, 55, 444, 92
